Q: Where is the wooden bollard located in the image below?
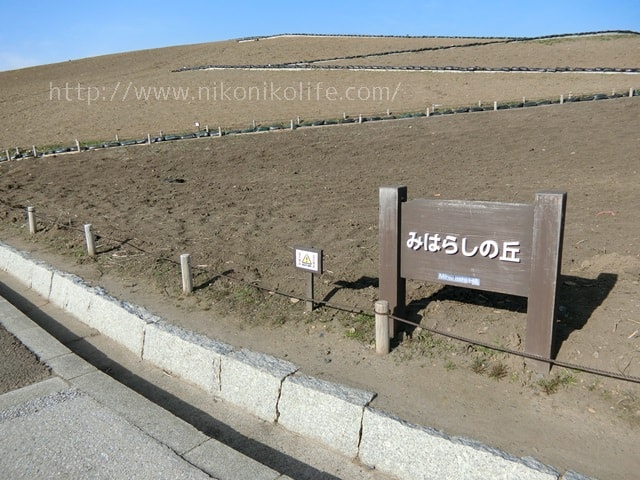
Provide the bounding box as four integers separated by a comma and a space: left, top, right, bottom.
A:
32, 146, 37, 157
560, 94, 564, 104
75, 138, 81, 152
375, 300, 390, 354
180, 253, 193, 294
630, 87, 635, 97
84, 224, 96, 257
493, 101, 498, 111
147, 133, 151, 145
290, 119, 294, 130
358, 114, 362, 124
27, 207, 36, 235
426, 107, 430, 117
218, 126, 223, 137
5, 150, 10, 161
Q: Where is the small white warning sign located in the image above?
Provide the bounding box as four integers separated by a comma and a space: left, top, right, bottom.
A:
294, 246, 322, 274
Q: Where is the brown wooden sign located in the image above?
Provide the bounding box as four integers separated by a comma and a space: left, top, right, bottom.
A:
379, 186, 566, 373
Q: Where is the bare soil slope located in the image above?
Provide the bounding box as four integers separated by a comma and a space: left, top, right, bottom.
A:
1, 33, 638, 148
0, 33, 639, 479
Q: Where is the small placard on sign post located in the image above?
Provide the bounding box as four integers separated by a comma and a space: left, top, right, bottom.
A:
294, 247, 322, 274
294, 246, 323, 311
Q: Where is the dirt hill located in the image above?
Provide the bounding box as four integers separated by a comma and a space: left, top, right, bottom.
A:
1, 33, 639, 479
1, 32, 638, 149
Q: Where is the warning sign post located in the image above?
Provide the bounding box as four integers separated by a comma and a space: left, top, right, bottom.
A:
294, 246, 323, 311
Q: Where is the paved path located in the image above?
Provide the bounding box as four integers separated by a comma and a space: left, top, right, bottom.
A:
0, 275, 390, 480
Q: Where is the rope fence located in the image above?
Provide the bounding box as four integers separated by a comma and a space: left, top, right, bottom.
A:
178, 30, 640, 73
7, 203, 640, 386
232, 29, 640, 43
1, 86, 638, 162
373, 300, 640, 385
12, 203, 367, 314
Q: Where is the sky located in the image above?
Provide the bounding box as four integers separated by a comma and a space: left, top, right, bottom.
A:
1, 0, 638, 72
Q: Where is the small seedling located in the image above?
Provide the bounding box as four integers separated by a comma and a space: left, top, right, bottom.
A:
444, 359, 457, 371
471, 356, 487, 374
536, 370, 576, 394
488, 362, 509, 380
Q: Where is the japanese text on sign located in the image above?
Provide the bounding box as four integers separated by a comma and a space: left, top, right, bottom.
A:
406, 232, 521, 263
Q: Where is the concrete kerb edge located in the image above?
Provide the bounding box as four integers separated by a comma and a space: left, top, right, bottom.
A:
0, 241, 589, 479
142, 321, 234, 395
219, 348, 299, 422
0, 243, 53, 298
360, 407, 562, 480
277, 373, 376, 459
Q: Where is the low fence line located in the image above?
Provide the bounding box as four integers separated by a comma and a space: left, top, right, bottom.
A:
376, 306, 640, 385
12, 203, 365, 314
1, 87, 638, 162
233, 29, 639, 43
218, 30, 640, 72
9, 203, 640, 386
176, 64, 640, 74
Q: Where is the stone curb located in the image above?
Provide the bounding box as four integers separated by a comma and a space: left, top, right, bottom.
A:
142, 321, 233, 395
220, 348, 298, 422
278, 373, 376, 459
360, 407, 559, 480
0, 241, 597, 480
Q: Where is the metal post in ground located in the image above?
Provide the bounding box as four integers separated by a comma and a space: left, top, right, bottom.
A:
27, 207, 37, 235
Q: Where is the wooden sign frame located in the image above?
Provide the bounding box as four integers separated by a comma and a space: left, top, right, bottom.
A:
379, 186, 566, 373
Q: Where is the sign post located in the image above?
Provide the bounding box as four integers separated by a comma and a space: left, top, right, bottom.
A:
379, 186, 566, 373
294, 246, 323, 312
379, 186, 407, 337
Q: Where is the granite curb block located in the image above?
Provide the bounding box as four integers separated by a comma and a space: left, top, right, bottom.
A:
0, 243, 157, 357
0, 244, 52, 298
278, 373, 376, 459
219, 348, 298, 422
48, 270, 95, 320
81, 286, 159, 356
0, 241, 598, 480
360, 407, 560, 480
142, 320, 233, 394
